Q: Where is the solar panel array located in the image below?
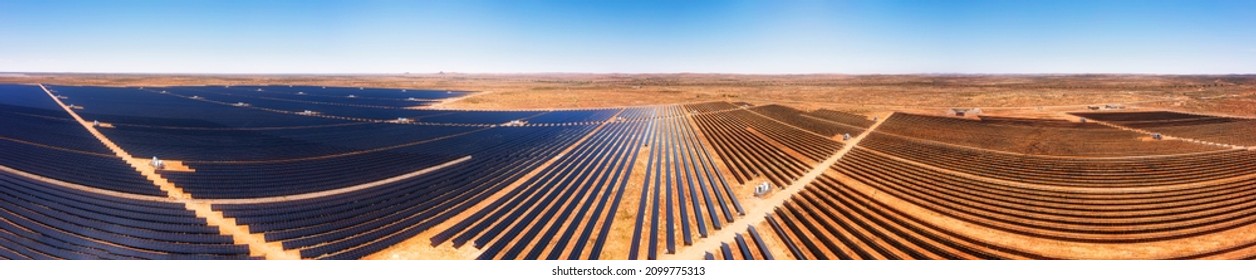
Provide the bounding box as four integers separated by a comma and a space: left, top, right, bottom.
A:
4, 83, 1256, 260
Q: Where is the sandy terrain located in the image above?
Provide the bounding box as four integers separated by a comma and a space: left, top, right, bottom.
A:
4, 73, 1253, 116
7, 74, 1256, 260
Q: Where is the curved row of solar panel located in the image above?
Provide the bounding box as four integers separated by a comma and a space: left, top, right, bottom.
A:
213, 125, 596, 259
250, 85, 469, 100
437, 117, 646, 260
101, 123, 477, 161
1, 85, 160, 196
0, 172, 252, 259
631, 105, 744, 260
48, 85, 349, 128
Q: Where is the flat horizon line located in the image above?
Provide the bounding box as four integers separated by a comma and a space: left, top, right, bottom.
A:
4, 71, 1256, 77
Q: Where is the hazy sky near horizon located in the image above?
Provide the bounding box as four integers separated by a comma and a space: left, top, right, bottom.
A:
2, 0, 1254, 74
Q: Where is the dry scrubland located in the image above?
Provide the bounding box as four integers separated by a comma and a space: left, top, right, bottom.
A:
3, 73, 1253, 116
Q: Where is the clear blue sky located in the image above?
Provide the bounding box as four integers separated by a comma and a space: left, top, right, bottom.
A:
2, 0, 1253, 74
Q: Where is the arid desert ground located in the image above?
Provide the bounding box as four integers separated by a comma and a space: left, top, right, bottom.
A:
1, 73, 1255, 260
